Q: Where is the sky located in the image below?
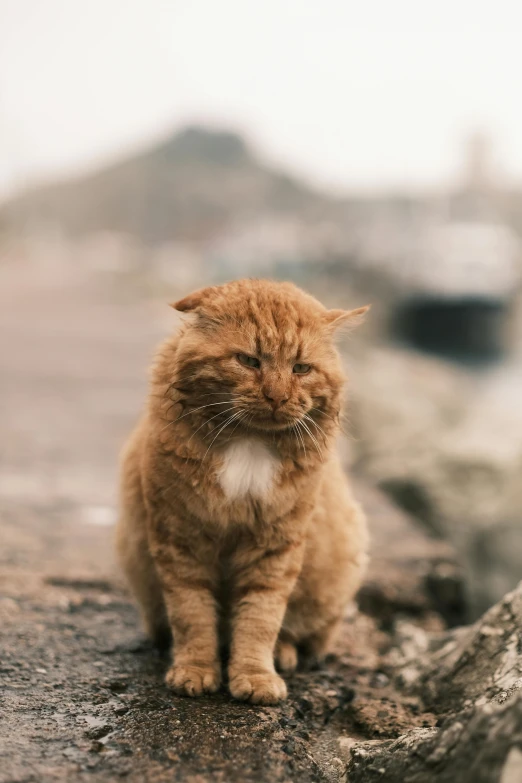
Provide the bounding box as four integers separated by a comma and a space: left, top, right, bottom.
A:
1, 0, 522, 197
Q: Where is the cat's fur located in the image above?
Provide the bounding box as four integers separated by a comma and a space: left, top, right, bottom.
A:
116, 279, 369, 705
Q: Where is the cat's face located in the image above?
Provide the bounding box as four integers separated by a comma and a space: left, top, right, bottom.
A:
171, 280, 368, 433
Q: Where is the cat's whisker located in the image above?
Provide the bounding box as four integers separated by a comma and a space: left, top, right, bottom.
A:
300, 419, 323, 459
175, 400, 237, 422
202, 410, 245, 460
312, 407, 340, 427
224, 410, 249, 443
299, 420, 315, 460
304, 413, 328, 443
159, 418, 179, 435
203, 408, 244, 441
186, 391, 233, 398
293, 421, 307, 459
303, 416, 322, 442
308, 434, 324, 459
309, 406, 337, 423
159, 400, 239, 434
310, 406, 349, 437
299, 418, 324, 459
187, 405, 239, 443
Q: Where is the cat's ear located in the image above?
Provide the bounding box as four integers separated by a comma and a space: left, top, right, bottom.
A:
170, 286, 217, 313
323, 305, 370, 331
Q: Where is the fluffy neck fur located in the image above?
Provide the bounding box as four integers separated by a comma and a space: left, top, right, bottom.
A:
148, 334, 341, 477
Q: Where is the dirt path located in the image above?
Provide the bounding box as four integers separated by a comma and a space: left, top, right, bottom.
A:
0, 267, 460, 782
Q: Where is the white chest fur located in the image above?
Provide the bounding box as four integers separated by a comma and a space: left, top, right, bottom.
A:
217, 438, 280, 501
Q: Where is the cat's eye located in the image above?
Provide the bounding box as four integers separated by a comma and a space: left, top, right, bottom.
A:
237, 353, 261, 369
293, 363, 311, 374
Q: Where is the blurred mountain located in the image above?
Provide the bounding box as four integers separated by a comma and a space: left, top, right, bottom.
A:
1, 126, 336, 243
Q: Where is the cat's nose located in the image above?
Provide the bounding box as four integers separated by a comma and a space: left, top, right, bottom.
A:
263, 390, 289, 409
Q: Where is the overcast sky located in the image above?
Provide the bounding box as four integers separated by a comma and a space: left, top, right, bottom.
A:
1, 0, 522, 197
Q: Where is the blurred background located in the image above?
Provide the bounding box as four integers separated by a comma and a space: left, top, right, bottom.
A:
1, 0, 522, 619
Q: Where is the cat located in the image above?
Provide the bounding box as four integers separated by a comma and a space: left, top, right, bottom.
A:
116, 279, 369, 705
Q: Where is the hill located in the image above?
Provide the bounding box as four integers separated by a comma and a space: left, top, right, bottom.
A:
1, 126, 335, 244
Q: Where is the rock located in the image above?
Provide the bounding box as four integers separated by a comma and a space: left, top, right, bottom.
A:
346, 697, 522, 783
349, 342, 522, 617
345, 581, 522, 782
394, 582, 522, 714
104, 676, 129, 693
82, 716, 113, 740
354, 482, 466, 627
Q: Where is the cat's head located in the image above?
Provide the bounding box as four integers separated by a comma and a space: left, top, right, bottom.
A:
169, 279, 368, 433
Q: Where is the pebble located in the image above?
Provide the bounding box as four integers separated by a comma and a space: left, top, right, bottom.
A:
105, 678, 129, 693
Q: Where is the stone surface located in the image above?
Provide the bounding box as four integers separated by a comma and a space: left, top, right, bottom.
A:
355, 482, 466, 627
345, 698, 522, 783
344, 582, 522, 782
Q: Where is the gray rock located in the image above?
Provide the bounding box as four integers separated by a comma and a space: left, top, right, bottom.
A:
349, 343, 522, 617
345, 581, 522, 782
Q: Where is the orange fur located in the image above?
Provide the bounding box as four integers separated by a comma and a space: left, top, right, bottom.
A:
116, 279, 369, 704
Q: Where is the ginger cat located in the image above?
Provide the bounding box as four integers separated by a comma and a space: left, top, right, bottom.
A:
116, 279, 368, 705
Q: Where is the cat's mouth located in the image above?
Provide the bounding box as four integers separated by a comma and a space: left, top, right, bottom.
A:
244, 409, 302, 432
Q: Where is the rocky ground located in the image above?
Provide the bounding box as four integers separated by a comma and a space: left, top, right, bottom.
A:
1, 263, 521, 782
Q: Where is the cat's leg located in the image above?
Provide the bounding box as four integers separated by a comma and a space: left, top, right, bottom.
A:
116, 511, 171, 649
228, 541, 304, 705
148, 523, 221, 697
116, 456, 170, 649
285, 482, 368, 668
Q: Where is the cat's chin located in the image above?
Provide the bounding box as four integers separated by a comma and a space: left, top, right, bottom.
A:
243, 415, 296, 433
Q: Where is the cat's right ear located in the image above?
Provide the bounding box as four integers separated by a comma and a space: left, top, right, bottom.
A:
170, 286, 216, 313
323, 304, 371, 331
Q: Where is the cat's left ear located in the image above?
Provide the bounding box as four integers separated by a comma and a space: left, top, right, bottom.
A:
170, 286, 217, 313
323, 304, 370, 331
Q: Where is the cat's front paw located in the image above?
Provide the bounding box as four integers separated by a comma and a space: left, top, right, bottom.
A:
229, 670, 287, 705
165, 663, 221, 697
